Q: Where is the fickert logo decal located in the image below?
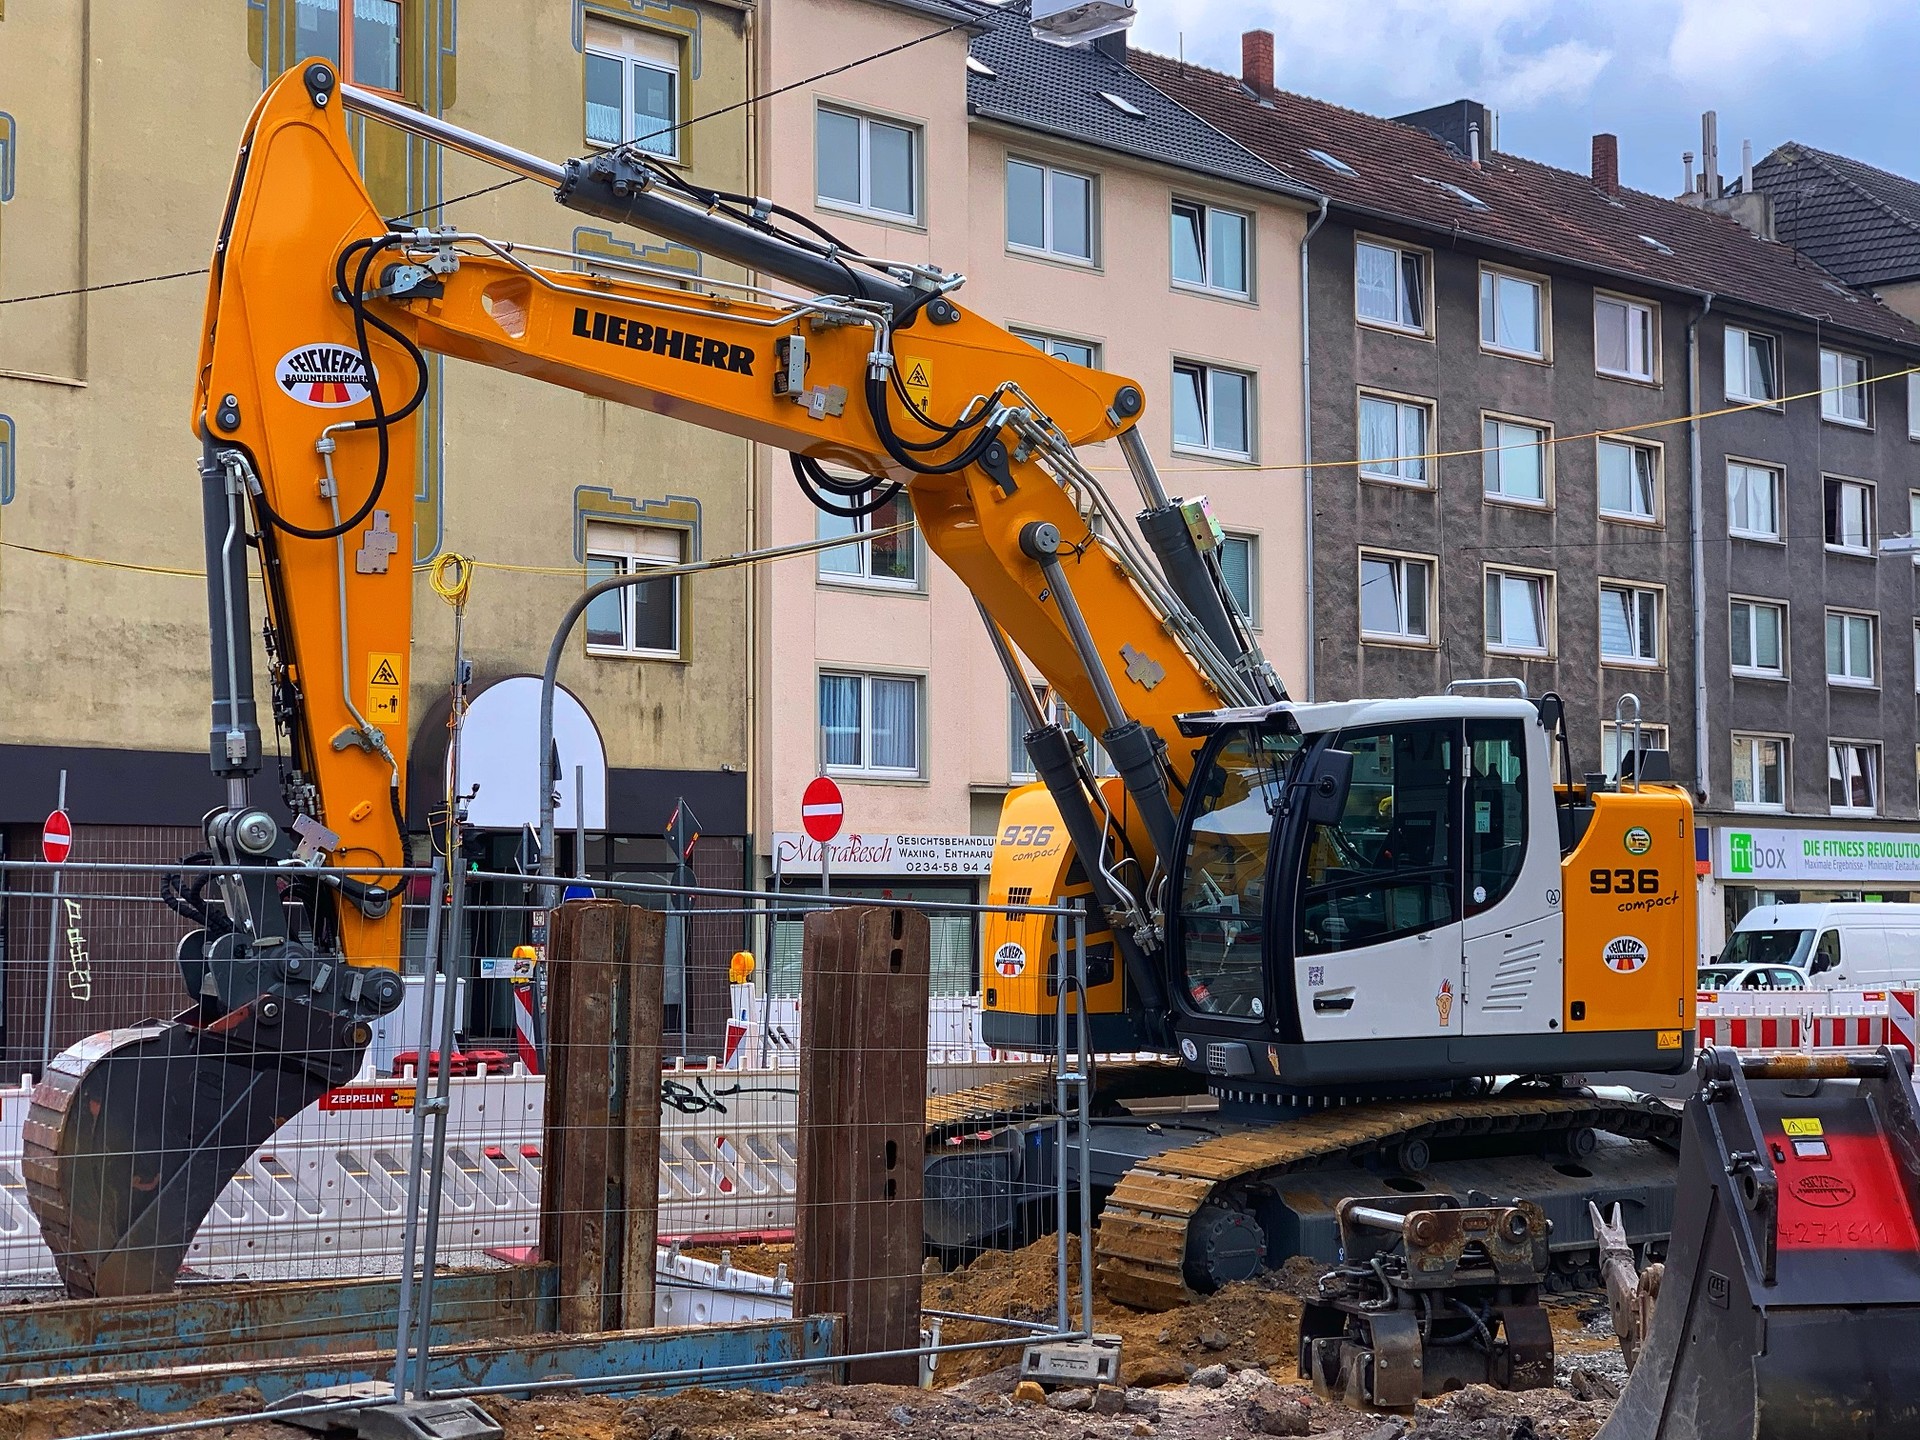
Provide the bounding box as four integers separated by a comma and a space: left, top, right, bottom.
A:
276, 344, 374, 407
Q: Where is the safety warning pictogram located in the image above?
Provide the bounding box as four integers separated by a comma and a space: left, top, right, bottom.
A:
901, 356, 932, 414
366, 652, 403, 725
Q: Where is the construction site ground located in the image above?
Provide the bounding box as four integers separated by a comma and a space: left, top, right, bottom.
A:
1, 1236, 1627, 1440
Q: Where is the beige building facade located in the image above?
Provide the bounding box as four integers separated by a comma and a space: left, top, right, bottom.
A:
748, 0, 1317, 984
0, 0, 757, 1054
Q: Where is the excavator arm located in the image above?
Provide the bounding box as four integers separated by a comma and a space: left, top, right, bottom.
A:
25, 60, 1276, 1295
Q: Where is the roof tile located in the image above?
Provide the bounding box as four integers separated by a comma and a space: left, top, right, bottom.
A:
1751, 143, 1920, 288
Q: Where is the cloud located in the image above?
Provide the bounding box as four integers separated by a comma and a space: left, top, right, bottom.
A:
1665, 0, 1890, 81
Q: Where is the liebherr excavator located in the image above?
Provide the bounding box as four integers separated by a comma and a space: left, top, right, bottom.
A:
21, 58, 1693, 1319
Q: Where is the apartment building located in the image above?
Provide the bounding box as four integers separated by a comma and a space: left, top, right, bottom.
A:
1137, 33, 1920, 959
0, 1, 756, 1056
749, 0, 1319, 987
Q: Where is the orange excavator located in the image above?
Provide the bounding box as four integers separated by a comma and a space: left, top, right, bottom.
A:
26, 63, 1920, 1437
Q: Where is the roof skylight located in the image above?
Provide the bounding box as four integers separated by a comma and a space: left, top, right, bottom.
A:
1638, 234, 1675, 256
966, 55, 995, 77
1305, 147, 1357, 177
1100, 90, 1145, 118
1820, 278, 1860, 301
1417, 176, 1489, 211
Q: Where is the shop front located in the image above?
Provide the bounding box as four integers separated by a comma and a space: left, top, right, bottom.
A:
1699, 821, 1920, 960
764, 832, 995, 997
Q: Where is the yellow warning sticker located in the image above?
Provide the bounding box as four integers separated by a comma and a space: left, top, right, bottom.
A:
1656, 1029, 1682, 1050
900, 356, 933, 414
1783, 1118, 1824, 1137
366, 652, 403, 726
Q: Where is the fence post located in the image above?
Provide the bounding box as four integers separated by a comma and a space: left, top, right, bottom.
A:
541, 899, 666, 1333
392, 857, 448, 1400
794, 905, 929, 1385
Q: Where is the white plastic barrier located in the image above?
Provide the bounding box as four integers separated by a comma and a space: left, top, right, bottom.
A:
653, 1243, 794, 1326
1695, 986, 1918, 1057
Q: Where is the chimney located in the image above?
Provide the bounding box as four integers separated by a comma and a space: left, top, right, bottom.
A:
1591, 133, 1619, 195
1683, 151, 1694, 195
1742, 138, 1754, 192
1093, 29, 1127, 60
1242, 29, 1274, 96
1467, 120, 1483, 165
1702, 110, 1721, 198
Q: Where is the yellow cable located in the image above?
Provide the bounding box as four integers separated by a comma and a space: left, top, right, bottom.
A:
429, 551, 474, 607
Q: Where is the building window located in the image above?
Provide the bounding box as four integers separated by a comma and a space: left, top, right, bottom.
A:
1360, 551, 1433, 644
1595, 293, 1656, 382
817, 488, 918, 588
1915, 620, 1920, 693
1830, 741, 1878, 815
1353, 239, 1426, 333
1602, 721, 1669, 782
584, 523, 684, 659
1220, 533, 1257, 623
1823, 476, 1875, 553
820, 671, 921, 777
1724, 326, 1779, 404
1358, 393, 1431, 486
1013, 329, 1098, 368
1732, 734, 1787, 811
1479, 266, 1547, 359
1006, 158, 1094, 262
1484, 567, 1553, 656
1010, 685, 1114, 781
295, 0, 403, 92
1826, 609, 1877, 686
1597, 438, 1658, 521
1910, 372, 1920, 440
1730, 598, 1786, 678
1171, 200, 1250, 297
1599, 582, 1661, 665
1482, 416, 1550, 505
1172, 360, 1253, 459
585, 20, 680, 157
1821, 348, 1871, 426
1727, 459, 1783, 540
816, 105, 919, 222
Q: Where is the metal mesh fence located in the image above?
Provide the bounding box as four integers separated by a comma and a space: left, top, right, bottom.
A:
0, 856, 1095, 1427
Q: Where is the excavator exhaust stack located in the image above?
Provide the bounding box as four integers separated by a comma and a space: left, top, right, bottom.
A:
1598, 1046, 1920, 1440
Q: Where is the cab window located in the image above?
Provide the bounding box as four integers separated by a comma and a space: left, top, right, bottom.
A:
1812, 929, 1842, 974
1466, 719, 1527, 915
1178, 730, 1294, 1018
1298, 721, 1458, 955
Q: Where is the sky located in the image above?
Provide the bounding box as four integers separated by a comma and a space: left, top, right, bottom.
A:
1128, 0, 1920, 196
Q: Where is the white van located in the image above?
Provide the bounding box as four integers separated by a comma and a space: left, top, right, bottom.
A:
1720, 903, 1920, 990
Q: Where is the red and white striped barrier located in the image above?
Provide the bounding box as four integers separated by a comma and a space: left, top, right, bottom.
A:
1695, 987, 1918, 1061
511, 982, 540, 1074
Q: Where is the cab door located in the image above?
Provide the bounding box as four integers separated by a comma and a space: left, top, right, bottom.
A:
1460, 717, 1566, 1036
1292, 720, 1465, 1043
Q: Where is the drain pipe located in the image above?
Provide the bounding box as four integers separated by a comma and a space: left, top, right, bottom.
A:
1299, 197, 1329, 700
1687, 293, 1714, 804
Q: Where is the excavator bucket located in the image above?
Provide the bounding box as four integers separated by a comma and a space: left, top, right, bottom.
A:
23, 1014, 348, 1297
1597, 1046, 1920, 1440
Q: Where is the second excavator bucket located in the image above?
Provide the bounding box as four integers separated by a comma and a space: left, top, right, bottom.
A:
1598, 1046, 1920, 1440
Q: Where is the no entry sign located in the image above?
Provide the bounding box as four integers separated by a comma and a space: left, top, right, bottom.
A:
801, 776, 844, 843
42, 809, 72, 864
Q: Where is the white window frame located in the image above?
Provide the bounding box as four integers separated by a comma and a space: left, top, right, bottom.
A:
1599, 580, 1663, 667
1594, 291, 1657, 383
1820, 347, 1871, 427
1479, 264, 1551, 361
1826, 607, 1878, 688
1170, 198, 1252, 298
1729, 597, 1788, 680
815, 488, 921, 591
1726, 457, 1784, 541
1353, 236, 1430, 335
1005, 156, 1097, 264
583, 524, 685, 660
1010, 684, 1115, 783
1011, 328, 1100, 368
1359, 549, 1435, 646
1483, 564, 1555, 658
585, 20, 681, 159
1724, 325, 1780, 406
1823, 474, 1876, 555
1596, 435, 1661, 523
815, 103, 921, 223
1357, 389, 1434, 487
1829, 740, 1880, 817
1731, 733, 1788, 813
1220, 532, 1259, 626
1601, 721, 1670, 782
1171, 359, 1255, 461
1914, 619, 1920, 694
296, 0, 405, 95
1910, 372, 1920, 441
818, 670, 924, 779
1481, 412, 1552, 508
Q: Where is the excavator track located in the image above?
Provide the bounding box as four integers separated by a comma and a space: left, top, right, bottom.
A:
1095, 1093, 1684, 1310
